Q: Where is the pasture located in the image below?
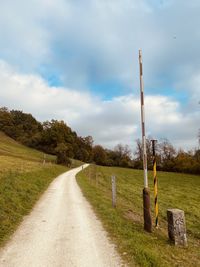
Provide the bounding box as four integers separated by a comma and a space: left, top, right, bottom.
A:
77, 165, 200, 267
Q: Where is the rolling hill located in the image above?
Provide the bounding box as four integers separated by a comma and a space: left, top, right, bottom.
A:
0, 132, 68, 246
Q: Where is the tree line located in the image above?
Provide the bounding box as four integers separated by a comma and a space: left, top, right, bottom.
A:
0, 107, 132, 167
0, 107, 199, 174
134, 138, 200, 174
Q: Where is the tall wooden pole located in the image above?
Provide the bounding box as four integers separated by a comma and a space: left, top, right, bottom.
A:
139, 49, 152, 232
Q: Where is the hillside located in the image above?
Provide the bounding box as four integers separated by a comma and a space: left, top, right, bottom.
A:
0, 132, 68, 246
1, 107, 200, 175
77, 165, 200, 267
0, 131, 56, 168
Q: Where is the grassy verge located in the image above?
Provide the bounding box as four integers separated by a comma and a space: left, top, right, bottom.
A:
0, 164, 68, 246
76, 165, 200, 267
0, 132, 69, 246
70, 158, 84, 168
0, 131, 56, 163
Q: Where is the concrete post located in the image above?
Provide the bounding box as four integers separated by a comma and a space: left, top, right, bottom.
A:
43, 154, 46, 165
167, 209, 187, 246
96, 173, 98, 187
111, 175, 116, 208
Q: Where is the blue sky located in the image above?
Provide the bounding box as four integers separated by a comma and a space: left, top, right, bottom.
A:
0, 0, 199, 150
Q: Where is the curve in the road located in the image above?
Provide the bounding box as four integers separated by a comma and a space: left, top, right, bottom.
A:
0, 164, 125, 267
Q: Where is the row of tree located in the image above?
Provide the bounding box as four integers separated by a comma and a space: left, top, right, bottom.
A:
0, 107, 94, 164
0, 107, 199, 174
0, 107, 132, 167
134, 138, 200, 174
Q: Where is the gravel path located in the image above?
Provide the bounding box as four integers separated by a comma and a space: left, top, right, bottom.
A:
0, 165, 124, 267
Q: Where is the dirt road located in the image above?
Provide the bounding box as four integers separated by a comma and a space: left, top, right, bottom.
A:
0, 165, 124, 267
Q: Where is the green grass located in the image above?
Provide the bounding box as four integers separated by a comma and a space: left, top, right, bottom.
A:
0, 132, 68, 246
0, 131, 56, 163
70, 158, 85, 168
0, 165, 67, 245
77, 165, 200, 267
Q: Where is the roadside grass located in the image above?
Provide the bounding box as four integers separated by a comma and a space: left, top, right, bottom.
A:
0, 165, 68, 246
76, 165, 200, 267
0, 131, 56, 163
0, 132, 69, 246
70, 158, 84, 168
0, 131, 83, 169
0, 155, 43, 175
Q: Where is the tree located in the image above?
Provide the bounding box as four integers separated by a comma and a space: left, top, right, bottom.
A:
39, 120, 76, 155
55, 143, 72, 166
194, 149, 200, 162
11, 110, 42, 145
0, 108, 42, 146
157, 139, 176, 171
74, 136, 93, 162
133, 138, 153, 169
93, 145, 107, 165
0, 107, 13, 136
159, 139, 176, 160
2, 105, 200, 174
113, 144, 132, 167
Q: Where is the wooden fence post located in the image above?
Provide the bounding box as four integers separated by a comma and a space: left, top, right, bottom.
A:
111, 175, 116, 208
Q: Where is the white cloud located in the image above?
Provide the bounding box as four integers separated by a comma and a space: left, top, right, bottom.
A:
0, 60, 198, 151
0, 0, 200, 96
0, 0, 199, 151
0, 1, 51, 71
0, 60, 95, 120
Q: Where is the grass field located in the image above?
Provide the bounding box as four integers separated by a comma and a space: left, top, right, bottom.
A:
0, 132, 68, 246
0, 131, 56, 163
77, 165, 200, 267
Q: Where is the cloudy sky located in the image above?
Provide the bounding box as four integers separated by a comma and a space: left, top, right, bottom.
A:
0, 0, 200, 151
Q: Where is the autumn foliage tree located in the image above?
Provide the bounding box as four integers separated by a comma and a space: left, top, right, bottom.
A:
133, 137, 200, 174
0, 106, 199, 173
93, 145, 107, 165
